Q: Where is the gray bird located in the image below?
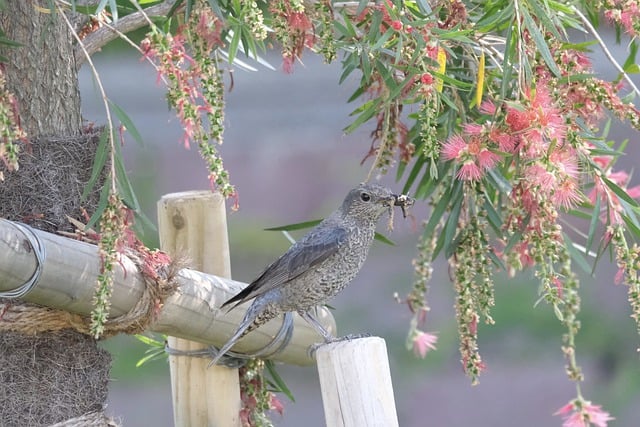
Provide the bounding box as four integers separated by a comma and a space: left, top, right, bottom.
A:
209, 183, 413, 365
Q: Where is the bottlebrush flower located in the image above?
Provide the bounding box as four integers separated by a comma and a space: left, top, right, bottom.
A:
555, 399, 614, 427
441, 131, 500, 181
412, 330, 438, 358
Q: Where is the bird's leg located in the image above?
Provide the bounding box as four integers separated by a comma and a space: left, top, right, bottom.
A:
300, 310, 373, 358
298, 310, 335, 343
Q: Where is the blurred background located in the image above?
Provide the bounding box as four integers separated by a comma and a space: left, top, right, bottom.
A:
80, 32, 640, 426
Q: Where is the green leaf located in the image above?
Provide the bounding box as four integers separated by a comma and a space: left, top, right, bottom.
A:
114, 149, 139, 211
266, 219, 394, 246
443, 193, 463, 259
86, 181, 111, 231
414, 0, 432, 15
356, 0, 370, 16
521, 7, 561, 77
622, 40, 638, 71
265, 219, 322, 232
501, 23, 516, 99
344, 98, 382, 133
527, 0, 562, 40
487, 249, 506, 270
622, 212, 640, 239
81, 127, 109, 201
109, 100, 144, 147
422, 183, 452, 239
265, 360, 295, 402
504, 216, 528, 253
227, 27, 241, 65
374, 232, 395, 246
563, 233, 593, 275
602, 177, 639, 208
370, 28, 395, 52
585, 196, 601, 256
135, 333, 165, 346
624, 64, 640, 74
483, 198, 503, 234
400, 156, 425, 194
0, 36, 22, 48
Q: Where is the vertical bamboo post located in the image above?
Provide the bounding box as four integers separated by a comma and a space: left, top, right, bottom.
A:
316, 337, 399, 427
158, 191, 241, 427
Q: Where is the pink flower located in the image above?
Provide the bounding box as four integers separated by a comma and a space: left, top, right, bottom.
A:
270, 393, 285, 416
391, 20, 403, 31
282, 54, 295, 74
420, 73, 434, 85
413, 331, 438, 358
506, 107, 529, 131
553, 178, 583, 210
441, 134, 466, 160
555, 399, 614, 427
441, 132, 501, 181
477, 148, 500, 169
479, 100, 496, 115
463, 123, 483, 135
457, 160, 483, 181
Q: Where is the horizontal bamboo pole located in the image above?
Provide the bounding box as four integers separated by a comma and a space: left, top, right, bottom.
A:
0, 218, 335, 366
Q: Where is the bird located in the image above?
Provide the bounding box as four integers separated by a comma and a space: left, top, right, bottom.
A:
209, 183, 414, 366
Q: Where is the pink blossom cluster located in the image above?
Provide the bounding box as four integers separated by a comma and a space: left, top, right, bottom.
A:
269, 0, 314, 73
140, 11, 236, 202
441, 82, 583, 212
239, 362, 285, 427
555, 399, 614, 427
602, 0, 640, 37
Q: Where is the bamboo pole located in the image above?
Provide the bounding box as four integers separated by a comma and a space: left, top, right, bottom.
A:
157, 191, 240, 427
0, 218, 335, 366
316, 337, 399, 427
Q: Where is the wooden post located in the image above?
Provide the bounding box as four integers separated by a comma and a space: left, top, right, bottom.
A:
316, 337, 399, 427
158, 191, 241, 427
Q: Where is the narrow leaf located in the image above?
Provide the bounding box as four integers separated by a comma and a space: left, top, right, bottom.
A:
265, 219, 322, 232
563, 233, 593, 275
109, 100, 144, 147
81, 127, 109, 201
265, 360, 295, 402
521, 7, 561, 77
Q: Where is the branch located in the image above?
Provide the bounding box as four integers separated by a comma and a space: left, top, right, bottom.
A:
74, 0, 177, 68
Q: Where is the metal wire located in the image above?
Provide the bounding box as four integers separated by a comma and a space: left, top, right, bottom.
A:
0, 221, 46, 299
165, 312, 295, 367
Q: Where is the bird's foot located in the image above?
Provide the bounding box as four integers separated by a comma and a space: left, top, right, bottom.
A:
339, 333, 371, 341
307, 333, 372, 358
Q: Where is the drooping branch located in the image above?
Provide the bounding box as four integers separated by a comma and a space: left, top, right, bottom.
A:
74, 0, 177, 67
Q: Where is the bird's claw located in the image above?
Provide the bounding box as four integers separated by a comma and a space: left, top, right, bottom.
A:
343, 333, 371, 340
307, 333, 372, 358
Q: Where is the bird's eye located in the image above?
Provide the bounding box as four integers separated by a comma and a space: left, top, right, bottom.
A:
360, 192, 371, 202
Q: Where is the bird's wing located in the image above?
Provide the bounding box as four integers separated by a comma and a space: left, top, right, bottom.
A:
221, 225, 348, 310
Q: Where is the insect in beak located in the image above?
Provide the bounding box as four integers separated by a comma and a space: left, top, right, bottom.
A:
393, 194, 415, 218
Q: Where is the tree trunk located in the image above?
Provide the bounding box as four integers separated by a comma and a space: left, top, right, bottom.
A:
0, 1, 112, 425
0, 0, 82, 137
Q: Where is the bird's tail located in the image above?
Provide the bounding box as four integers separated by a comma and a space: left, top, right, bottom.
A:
208, 299, 274, 367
